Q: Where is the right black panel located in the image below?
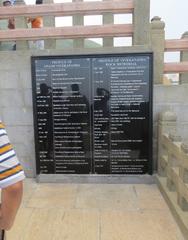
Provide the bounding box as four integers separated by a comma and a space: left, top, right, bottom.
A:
92, 54, 152, 174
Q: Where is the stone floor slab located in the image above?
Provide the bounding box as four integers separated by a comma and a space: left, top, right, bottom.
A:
75, 184, 137, 210
101, 210, 185, 240
26, 183, 78, 209
5, 179, 186, 240
6, 208, 34, 240
51, 209, 99, 240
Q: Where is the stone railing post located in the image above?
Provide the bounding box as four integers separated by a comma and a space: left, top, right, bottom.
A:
158, 111, 177, 176
72, 0, 84, 49
150, 16, 165, 84
180, 142, 188, 183
166, 132, 181, 191
179, 32, 188, 84
43, 0, 56, 49
103, 0, 114, 47
14, 0, 28, 50
133, 0, 150, 45
178, 142, 188, 210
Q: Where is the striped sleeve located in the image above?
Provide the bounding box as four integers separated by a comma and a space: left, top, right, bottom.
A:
0, 121, 25, 189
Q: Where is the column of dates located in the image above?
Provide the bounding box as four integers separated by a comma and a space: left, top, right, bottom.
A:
35, 61, 54, 174
92, 59, 110, 174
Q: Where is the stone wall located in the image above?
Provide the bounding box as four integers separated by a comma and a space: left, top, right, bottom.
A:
0, 48, 188, 177
0, 51, 34, 176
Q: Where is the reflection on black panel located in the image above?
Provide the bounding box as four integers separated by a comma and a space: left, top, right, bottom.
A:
35, 67, 54, 174
32, 54, 153, 175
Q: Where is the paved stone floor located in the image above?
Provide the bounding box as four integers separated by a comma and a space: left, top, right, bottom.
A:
7, 178, 185, 240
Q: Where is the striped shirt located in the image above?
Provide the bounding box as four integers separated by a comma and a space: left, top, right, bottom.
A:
0, 121, 25, 189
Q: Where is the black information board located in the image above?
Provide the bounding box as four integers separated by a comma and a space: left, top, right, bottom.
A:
32, 53, 153, 175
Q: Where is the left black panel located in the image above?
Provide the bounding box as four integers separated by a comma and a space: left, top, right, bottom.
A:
32, 57, 92, 174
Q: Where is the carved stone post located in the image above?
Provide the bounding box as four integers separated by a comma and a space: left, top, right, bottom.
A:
72, 0, 84, 49
133, 0, 150, 45
179, 32, 188, 84
14, 0, 28, 50
43, 0, 56, 49
103, 0, 114, 47
180, 142, 188, 183
150, 16, 165, 84
166, 132, 181, 191
158, 111, 177, 176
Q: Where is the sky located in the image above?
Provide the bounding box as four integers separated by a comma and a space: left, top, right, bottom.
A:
150, 0, 188, 63
24, 0, 188, 39
25, 0, 188, 39
150, 0, 187, 40
24, 0, 188, 62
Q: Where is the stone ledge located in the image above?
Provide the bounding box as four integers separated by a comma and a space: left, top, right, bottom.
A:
37, 174, 156, 184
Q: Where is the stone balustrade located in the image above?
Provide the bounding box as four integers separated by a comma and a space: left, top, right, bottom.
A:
0, 0, 136, 49
158, 111, 188, 239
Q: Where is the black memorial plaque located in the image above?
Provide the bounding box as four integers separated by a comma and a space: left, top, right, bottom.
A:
32, 53, 153, 175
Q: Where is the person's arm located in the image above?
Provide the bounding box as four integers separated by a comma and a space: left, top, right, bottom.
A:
0, 181, 23, 230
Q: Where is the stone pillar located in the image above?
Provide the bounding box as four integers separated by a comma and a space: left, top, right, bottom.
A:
103, 0, 114, 47
158, 111, 177, 176
180, 142, 188, 183
72, 0, 84, 49
150, 16, 165, 84
14, 0, 28, 50
179, 32, 188, 84
166, 132, 181, 191
178, 141, 188, 211
177, 195, 188, 211
43, 0, 56, 49
133, 0, 150, 45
